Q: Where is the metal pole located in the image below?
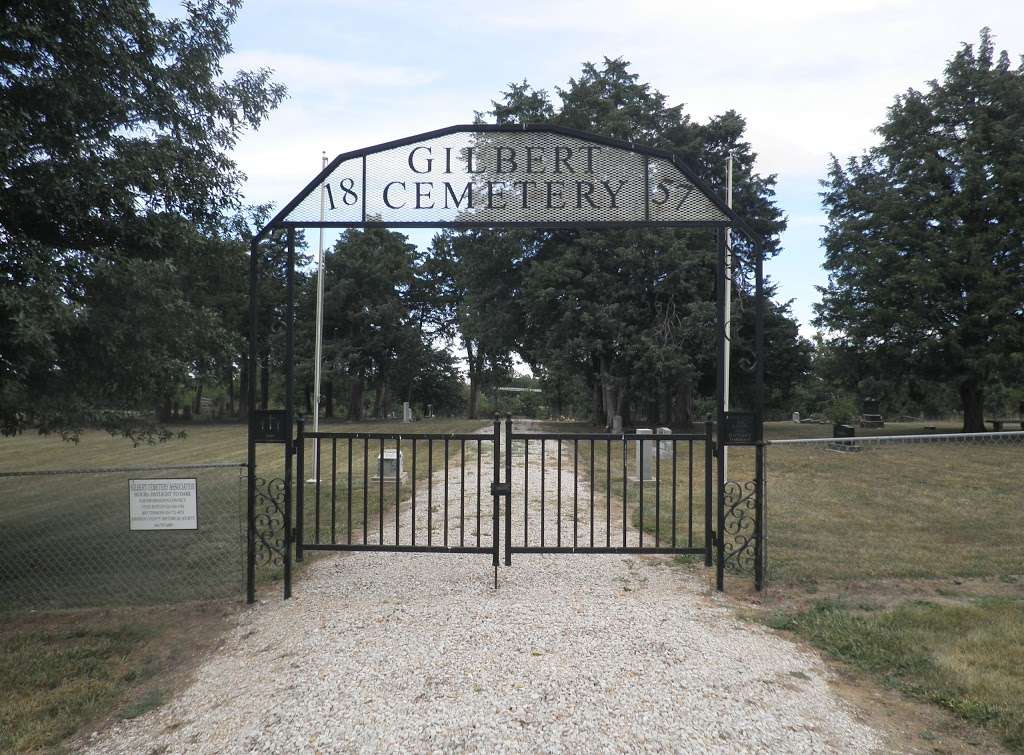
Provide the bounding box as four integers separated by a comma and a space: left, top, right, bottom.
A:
754, 242, 766, 591
246, 239, 258, 604
723, 152, 734, 484
309, 151, 327, 482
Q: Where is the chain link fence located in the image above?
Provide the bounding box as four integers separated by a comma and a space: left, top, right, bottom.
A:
764, 430, 1024, 584
0, 462, 246, 610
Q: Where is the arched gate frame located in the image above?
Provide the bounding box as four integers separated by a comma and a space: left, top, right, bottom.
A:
245, 124, 766, 601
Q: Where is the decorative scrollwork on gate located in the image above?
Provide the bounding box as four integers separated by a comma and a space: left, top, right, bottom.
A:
254, 477, 286, 567
722, 480, 758, 573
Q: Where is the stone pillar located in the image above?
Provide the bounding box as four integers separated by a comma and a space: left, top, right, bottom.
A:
611, 414, 623, 433
403, 401, 412, 423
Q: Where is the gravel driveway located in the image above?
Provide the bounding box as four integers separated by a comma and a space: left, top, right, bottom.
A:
87, 422, 885, 754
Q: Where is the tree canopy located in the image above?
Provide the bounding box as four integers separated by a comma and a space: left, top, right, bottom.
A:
0, 0, 285, 437
815, 29, 1024, 431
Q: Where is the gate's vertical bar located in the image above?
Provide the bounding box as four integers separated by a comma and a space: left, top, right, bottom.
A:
556, 439, 562, 548
411, 439, 417, 546
246, 238, 258, 604
283, 228, 296, 599
704, 421, 713, 567
523, 439, 529, 547
491, 416, 500, 574
622, 437, 627, 548
346, 438, 353, 544
573, 438, 578, 548
540, 439, 546, 546
606, 438, 611, 548
671, 440, 677, 549
639, 437, 645, 548
427, 439, 433, 547
379, 437, 384, 544
331, 438, 337, 544
295, 417, 304, 564
476, 439, 481, 547
654, 436, 660, 547
314, 436, 321, 544
715, 228, 727, 591
504, 414, 512, 566
460, 440, 465, 547
589, 440, 595, 547
395, 437, 401, 546
362, 438, 368, 545
443, 437, 449, 548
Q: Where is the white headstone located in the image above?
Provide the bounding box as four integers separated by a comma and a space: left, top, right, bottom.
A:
656, 426, 673, 459
635, 428, 654, 481
792, 411, 800, 423
375, 450, 404, 479
612, 414, 623, 433
403, 401, 412, 423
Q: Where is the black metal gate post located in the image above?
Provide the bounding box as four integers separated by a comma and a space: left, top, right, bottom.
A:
281, 227, 296, 599
715, 227, 727, 592
246, 239, 259, 604
295, 417, 305, 564
504, 414, 513, 567
491, 416, 501, 582
704, 420, 713, 567
754, 241, 766, 591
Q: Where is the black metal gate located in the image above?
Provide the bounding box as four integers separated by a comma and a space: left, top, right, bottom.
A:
502, 417, 714, 564
293, 417, 502, 572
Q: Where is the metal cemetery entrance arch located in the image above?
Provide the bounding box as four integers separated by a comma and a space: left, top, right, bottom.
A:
245, 124, 767, 602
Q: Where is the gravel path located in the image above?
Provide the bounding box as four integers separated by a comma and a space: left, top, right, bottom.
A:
87, 422, 886, 754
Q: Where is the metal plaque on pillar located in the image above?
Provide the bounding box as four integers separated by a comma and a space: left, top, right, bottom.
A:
253, 410, 289, 443
721, 411, 758, 446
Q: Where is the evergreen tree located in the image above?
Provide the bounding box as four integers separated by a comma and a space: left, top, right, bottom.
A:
815, 29, 1024, 431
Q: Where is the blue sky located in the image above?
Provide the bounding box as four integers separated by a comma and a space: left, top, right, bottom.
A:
160, 0, 1023, 336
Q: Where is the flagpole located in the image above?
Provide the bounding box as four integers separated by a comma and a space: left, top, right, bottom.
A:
308, 151, 327, 482
723, 151, 734, 482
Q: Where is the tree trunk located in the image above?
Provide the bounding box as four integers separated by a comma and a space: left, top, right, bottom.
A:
373, 377, 384, 419
260, 350, 270, 409
592, 379, 605, 426
238, 362, 248, 418
224, 365, 235, 415
324, 380, 334, 418
671, 383, 692, 428
959, 378, 985, 433
304, 383, 312, 417
348, 376, 364, 421
193, 381, 203, 415
466, 346, 483, 419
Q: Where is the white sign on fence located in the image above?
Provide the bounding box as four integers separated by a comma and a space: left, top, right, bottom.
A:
129, 478, 198, 530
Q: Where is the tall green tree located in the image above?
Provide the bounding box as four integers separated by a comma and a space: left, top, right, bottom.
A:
468, 58, 795, 426
0, 0, 285, 436
815, 29, 1024, 432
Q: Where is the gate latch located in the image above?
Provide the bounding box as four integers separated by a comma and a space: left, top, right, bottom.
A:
490, 481, 511, 497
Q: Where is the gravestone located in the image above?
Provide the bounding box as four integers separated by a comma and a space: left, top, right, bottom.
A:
635, 428, 654, 481
374, 449, 404, 480
402, 401, 412, 423
792, 411, 800, 423
611, 415, 623, 433
829, 424, 861, 453
656, 426, 673, 459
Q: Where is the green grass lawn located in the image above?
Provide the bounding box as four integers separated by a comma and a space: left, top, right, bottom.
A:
765, 598, 1024, 752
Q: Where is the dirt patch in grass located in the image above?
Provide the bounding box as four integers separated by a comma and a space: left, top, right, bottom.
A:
0, 601, 237, 753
